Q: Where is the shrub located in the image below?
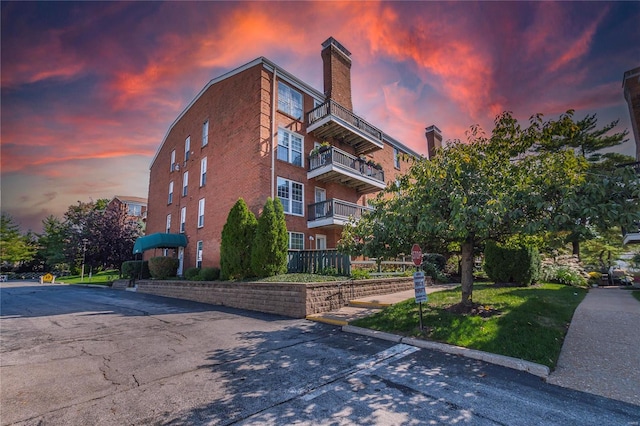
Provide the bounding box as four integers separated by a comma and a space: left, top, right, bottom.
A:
540, 255, 589, 288
121, 260, 150, 279
422, 253, 446, 271
199, 267, 220, 281
251, 198, 288, 278
317, 266, 339, 276
484, 241, 540, 286
220, 198, 258, 280
423, 262, 449, 283
148, 257, 179, 280
184, 267, 201, 280
351, 269, 371, 280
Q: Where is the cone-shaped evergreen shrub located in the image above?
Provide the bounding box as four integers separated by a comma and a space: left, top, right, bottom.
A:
251, 198, 288, 277
220, 198, 257, 280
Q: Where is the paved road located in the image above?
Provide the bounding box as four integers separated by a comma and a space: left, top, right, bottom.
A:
1, 282, 638, 425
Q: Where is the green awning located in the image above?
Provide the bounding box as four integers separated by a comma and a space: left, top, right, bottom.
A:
133, 233, 188, 254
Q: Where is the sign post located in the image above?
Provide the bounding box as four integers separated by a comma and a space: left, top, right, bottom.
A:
411, 244, 426, 330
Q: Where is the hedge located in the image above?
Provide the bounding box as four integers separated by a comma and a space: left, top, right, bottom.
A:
121, 260, 150, 280
148, 256, 179, 280
484, 241, 540, 286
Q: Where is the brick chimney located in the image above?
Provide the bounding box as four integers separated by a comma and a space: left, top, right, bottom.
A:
321, 37, 353, 111
425, 125, 442, 159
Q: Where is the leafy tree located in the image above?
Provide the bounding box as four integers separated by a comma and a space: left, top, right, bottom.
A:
0, 214, 37, 270
251, 198, 288, 278
220, 198, 257, 280
61, 199, 142, 273
534, 111, 636, 257
341, 112, 586, 307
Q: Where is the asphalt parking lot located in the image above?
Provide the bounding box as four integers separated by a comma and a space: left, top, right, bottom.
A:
1, 282, 638, 425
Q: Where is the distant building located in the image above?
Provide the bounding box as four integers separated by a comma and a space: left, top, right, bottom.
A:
108, 195, 148, 222
623, 66, 640, 160
145, 37, 438, 273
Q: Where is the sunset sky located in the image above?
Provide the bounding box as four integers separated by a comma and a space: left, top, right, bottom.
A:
2, 1, 639, 232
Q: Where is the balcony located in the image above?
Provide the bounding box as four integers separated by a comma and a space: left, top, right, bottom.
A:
307, 198, 372, 229
308, 146, 385, 194
307, 100, 384, 155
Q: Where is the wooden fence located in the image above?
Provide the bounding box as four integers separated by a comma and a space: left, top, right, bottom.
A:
287, 250, 351, 275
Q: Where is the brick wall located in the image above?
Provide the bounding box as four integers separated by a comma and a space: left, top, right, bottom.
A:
131, 276, 430, 318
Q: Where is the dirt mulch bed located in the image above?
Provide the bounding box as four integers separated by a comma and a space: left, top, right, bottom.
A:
445, 302, 501, 318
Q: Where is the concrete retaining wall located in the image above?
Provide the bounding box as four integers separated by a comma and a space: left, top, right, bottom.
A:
131, 276, 427, 318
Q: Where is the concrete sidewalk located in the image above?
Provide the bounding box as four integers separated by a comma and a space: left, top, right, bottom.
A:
308, 284, 640, 406
547, 287, 640, 406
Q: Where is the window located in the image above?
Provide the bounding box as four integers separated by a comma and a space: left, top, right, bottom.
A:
278, 81, 303, 119
185, 136, 191, 161
202, 120, 209, 147
180, 207, 186, 233
200, 157, 207, 186
168, 181, 174, 204
182, 171, 189, 196
127, 204, 142, 216
393, 147, 400, 169
277, 177, 303, 216
196, 241, 203, 268
198, 198, 205, 228
289, 232, 304, 250
170, 149, 176, 171
277, 129, 303, 167
166, 214, 172, 233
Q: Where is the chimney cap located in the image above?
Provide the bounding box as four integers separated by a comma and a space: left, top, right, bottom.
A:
425, 125, 442, 135
322, 37, 351, 57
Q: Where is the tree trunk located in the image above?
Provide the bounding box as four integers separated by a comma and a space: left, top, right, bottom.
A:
572, 240, 580, 260
460, 236, 475, 306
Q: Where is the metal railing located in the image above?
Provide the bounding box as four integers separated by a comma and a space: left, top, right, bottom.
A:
307, 199, 372, 222
308, 146, 384, 183
307, 100, 383, 142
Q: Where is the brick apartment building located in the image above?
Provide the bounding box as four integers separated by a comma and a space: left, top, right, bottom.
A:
145, 37, 441, 273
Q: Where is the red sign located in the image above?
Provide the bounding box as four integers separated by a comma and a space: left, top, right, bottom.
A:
411, 244, 422, 266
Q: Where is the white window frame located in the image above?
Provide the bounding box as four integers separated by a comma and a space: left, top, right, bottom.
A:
200, 157, 207, 187
277, 177, 304, 216
182, 171, 189, 197
185, 136, 191, 161
202, 120, 209, 147
168, 181, 174, 205
277, 128, 303, 167
316, 234, 327, 250
127, 204, 142, 216
289, 232, 305, 250
170, 149, 176, 171
180, 207, 186, 233
393, 147, 400, 169
166, 214, 172, 233
196, 240, 203, 268
198, 198, 205, 228
277, 81, 303, 120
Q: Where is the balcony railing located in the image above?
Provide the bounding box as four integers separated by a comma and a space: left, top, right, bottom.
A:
306, 100, 384, 154
307, 198, 372, 227
309, 146, 385, 187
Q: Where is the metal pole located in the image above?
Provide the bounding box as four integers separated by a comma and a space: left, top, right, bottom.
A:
417, 264, 424, 330
81, 239, 88, 282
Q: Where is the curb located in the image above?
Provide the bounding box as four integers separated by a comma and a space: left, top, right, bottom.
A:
342, 325, 550, 379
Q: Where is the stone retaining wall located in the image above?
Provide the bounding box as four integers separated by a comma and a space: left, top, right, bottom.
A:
131, 276, 428, 318
112, 279, 131, 290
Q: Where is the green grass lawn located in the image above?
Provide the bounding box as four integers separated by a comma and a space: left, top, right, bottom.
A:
351, 283, 587, 368
59, 269, 119, 285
